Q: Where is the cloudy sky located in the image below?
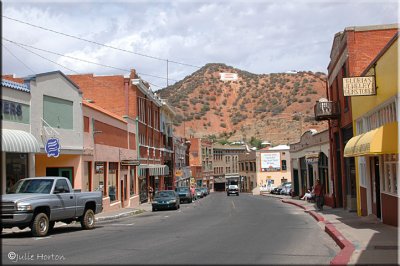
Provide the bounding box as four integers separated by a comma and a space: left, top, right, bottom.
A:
2, 0, 398, 90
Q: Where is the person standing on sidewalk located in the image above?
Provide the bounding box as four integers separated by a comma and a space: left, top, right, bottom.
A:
313, 179, 324, 211
148, 186, 154, 202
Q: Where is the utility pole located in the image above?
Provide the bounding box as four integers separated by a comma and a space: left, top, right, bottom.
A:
167, 59, 169, 87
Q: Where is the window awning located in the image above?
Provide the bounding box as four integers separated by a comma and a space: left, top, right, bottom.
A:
344, 122, 398, 157
139, 164, 170, 176
2, 129, 40, 153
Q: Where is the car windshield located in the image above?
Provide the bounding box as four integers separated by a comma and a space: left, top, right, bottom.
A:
229, 185, 238, 189
176, 187, 188, 192
155, 191, 175, 198
8, 179, 54, 194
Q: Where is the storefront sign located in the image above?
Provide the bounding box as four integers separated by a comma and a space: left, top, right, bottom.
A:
121, 160, 140, 166
45, 138, 61, 158
261, 152, 281, 172
343, 77, 376, 96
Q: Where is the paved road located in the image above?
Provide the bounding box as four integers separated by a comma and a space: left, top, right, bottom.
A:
2, 193, 339, 265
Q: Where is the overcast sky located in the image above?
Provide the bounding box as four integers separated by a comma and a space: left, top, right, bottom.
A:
2, 0, 398, 90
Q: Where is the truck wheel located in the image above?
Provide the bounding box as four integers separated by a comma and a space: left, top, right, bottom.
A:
31, 213, 49, 237
81, 209, 95, 230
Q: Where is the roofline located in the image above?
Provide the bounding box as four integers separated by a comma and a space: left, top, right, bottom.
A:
82, 101, 127, 124
26, 71, 83, 94
361, 32, 398, 76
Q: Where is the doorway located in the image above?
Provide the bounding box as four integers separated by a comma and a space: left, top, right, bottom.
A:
46, 167, 73, 186
370, 157, 381, 219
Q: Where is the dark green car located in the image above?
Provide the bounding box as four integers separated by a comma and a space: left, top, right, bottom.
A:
152, 190, 180, 212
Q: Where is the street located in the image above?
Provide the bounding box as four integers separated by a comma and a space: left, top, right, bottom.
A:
2, 193, 339, 265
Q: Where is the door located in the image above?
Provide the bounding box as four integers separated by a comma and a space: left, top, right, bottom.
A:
370, 157, 381, 218
52, 179, 76, 220
59, 168, 73, 187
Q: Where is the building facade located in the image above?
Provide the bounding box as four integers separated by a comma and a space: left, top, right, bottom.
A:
188, 138, 213, 189
290, 129, 331, 203
256, 145, 291, 188
238, 150, 257, 192
212, 143, 246, 191
344, 34, 398, 226
315, 24, 398, 210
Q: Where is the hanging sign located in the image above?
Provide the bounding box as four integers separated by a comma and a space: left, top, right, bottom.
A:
45, 138, 61, 158
343, 77, 376, 96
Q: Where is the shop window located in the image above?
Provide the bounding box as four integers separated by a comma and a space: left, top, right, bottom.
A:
108, 162, 118, 202
43, 95, 73, 129
6, 153, 28, 193
384, 154, 398, 195
94, 162, 106, 196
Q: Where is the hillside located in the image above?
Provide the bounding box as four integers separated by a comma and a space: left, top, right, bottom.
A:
157, 63, 328, 145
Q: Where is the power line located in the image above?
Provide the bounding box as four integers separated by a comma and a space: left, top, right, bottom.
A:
2, 43, 36, 74
3, 15, 202, 69
3, 38, 178, 82
8, 39, 164, 91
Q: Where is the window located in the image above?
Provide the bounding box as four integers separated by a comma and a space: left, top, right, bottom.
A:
94, 162, 106, 196
282, 160, 287, 171
55, 179, 70, 193
108, 162, 118, 202
383, 154, 398, 195
357, 100, 397, 133
43, 95, 73, 129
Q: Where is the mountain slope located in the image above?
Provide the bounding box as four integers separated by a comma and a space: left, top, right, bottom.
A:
157, 63, 328, 145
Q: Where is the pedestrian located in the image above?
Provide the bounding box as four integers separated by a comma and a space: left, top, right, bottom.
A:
148, 186, 154, 202
301, 187, 314, 201
190, 185, 196, 201
313, 179, 324, 211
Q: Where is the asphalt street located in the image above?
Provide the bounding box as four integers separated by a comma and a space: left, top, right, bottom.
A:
1, 193, 339, 265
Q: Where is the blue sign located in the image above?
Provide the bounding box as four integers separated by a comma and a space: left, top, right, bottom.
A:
45, 138, 61, 158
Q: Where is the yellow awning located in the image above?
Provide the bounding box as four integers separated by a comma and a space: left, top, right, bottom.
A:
344, 134, 364, 157
344, 122, 398, 157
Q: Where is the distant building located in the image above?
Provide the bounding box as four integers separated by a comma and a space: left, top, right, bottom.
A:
212, 143, 246, 191
188, 138, 213, 189
238, 150, 257, 192
256, 145, 291, 188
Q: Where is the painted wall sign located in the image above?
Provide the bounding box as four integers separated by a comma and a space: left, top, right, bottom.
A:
261, 152, 281, 172
45, 138, 61, 158
220, 73, 238, 81
343, 76, 376, 96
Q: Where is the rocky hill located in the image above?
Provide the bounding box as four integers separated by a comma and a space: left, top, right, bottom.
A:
157, 63, 328, 145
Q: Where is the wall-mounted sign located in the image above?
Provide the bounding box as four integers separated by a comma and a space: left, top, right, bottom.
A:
220, 73, 238, 81
45, 138, 61, 158
261, 152, 281, 172
343, 76, 376, 96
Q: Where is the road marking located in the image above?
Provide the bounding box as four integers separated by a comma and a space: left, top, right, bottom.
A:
164, 216, 169, 218
231, 201, 236, 209
113, 223, 134, 226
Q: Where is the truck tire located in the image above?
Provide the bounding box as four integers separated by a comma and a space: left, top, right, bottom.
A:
81, 209, 95, 230
31, 213, 49, 237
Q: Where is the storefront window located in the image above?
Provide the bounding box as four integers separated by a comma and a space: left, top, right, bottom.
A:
94, 162, 105, 196
130, 168, 135, 196
6, 153, 28, 193
384, 154, 398, 195
108, 162, 118, 202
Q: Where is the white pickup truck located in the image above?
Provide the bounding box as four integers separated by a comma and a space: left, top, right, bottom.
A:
1, 177, 103, 237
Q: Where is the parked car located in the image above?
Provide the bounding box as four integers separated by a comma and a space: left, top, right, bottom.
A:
175, 187, 193, 203
195, 188, 204, 198
280, 183, 292, 195
1, 177, 103, 237
152, 190, 180, 211
201, 187, 209, 196
227, 184, 239, 196
270, 186, 283, 194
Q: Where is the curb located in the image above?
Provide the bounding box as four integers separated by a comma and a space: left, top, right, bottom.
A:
95, 209, 145, 222
281, 199, 354, 265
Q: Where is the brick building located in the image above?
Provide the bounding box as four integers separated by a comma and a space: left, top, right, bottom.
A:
314, 24, 398, 209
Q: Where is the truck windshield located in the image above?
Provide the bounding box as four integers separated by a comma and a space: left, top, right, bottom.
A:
8, 179, 54, 194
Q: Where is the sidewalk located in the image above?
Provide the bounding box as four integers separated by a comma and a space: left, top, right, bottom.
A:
263, 193, 399, 265
94, 202, 152, 221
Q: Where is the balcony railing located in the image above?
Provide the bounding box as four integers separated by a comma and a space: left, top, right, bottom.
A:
314, 101, 340, 121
